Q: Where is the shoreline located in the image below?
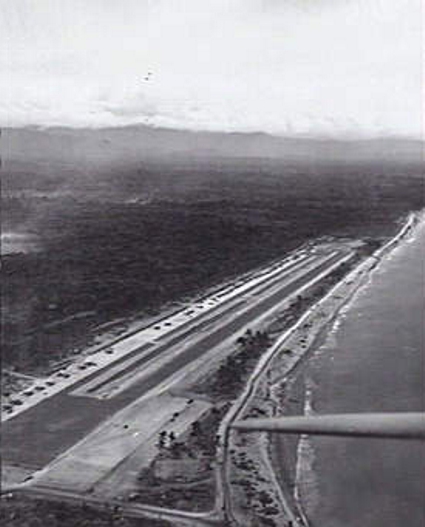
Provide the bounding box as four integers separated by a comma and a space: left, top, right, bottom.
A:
2, 212, 421, 526
221, 210, 421, 526
271, 211, 422, 526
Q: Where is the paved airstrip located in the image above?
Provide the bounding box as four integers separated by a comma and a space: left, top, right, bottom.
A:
2, 244, 352, 493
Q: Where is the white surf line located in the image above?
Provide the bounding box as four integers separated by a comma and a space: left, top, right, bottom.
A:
288, 214, 422, 527
258, 213, 421, 527
293, 380, 315, 527
80, 252, 340, 400
259, 431, 301, 526
374, 211, 417, 258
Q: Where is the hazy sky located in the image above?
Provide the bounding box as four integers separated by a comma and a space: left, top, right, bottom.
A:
1, 0, 422, 137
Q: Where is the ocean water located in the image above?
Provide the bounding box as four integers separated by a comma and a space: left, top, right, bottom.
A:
297, 220, 425, 527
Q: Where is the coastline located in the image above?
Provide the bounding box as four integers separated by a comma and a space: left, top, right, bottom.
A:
3, 211, 421, 526
271, 211, 422, 525
293, 214, 425, 527
221, 211, 420, 527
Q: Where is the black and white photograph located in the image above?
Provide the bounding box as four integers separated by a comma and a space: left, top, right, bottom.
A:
1, 2, 424, 526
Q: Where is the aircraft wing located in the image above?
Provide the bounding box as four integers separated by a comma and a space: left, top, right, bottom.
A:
232, 412, 425, 440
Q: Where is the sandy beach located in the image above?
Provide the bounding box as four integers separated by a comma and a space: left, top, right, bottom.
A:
223, 211, 420, 526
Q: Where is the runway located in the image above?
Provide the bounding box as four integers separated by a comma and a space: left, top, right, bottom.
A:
2, 246, 351, 471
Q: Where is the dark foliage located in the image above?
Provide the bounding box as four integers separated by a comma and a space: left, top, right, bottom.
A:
0, 496, 170, 527
2, 161, 423, 371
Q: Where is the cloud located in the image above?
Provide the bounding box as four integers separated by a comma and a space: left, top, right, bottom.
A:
1, 0, 422, 137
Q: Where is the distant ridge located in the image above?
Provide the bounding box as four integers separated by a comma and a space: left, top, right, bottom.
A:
2, 125, 423, 172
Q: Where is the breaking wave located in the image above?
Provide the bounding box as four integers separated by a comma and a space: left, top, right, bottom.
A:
294, 377, 320, 525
